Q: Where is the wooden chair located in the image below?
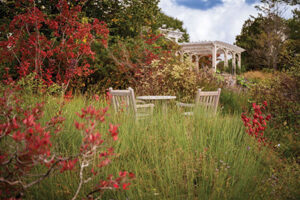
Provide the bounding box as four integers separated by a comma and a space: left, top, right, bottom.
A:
177, 88, 221, 115
109, 87, 154, 120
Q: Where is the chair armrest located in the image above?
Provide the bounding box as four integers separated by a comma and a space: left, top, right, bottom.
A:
177, 102, 195, 108
136, 99, 146, 104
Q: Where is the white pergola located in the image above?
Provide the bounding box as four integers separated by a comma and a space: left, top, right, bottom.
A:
179, 41, 245, 74
159, 27, 184, 43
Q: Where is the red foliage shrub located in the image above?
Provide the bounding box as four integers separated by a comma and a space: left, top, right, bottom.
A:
241, 101, 271, 146
0, 81, 133, 199
0, 0, 109, 86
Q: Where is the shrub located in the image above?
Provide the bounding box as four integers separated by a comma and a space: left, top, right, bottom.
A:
0, 0, 109, 87
135, 56, 223, 102
243, 70, 273, 84
241, 101, 271, 145
0, 81, 133, 199
250, 71, 300, 158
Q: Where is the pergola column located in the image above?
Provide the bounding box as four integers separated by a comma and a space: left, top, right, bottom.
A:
224, 49, 228, 68
195, 55, 199, 73
189, 53, 193, 63
232, 53, 236, 75
188, 53, 193, 70
238, 53, 241, 71
179, 51, 184, 62
212, 44, 217, 72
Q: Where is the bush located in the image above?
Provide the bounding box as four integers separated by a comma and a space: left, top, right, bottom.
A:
0, 81, 133, 199
135, 57, 224, 102
243, 70, 274, 84
250, 71, 300, 159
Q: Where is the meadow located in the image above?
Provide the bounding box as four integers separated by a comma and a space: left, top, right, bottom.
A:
20, 94, 298, 200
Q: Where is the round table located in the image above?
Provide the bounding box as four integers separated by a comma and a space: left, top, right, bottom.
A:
137, 96, 176, 113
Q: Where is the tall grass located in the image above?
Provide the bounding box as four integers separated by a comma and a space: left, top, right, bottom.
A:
219, 88, 249, 114
26, 96, 291, 200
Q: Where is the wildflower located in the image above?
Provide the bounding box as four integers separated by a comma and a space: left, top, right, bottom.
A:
263, 101, 267, 106
93, 94, 100, 101
122, 183, 131, 190
109, 123, 119, 141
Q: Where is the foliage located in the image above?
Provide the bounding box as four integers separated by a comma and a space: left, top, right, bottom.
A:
0, 0, 109, 86
279, 9, 300, 70
87, 32, 172, 92
249, 71, 300, 158
236, 75, 250, 88
83, 0, 160, 40
243, 70, 274, 83
241, 101, 271, 145
0, 80, 133, 199
235, 16, 265, 70
135, 56, 224, 102
81, 0, 189, 42
235, 13, 287, 70
235, 0, 299, 71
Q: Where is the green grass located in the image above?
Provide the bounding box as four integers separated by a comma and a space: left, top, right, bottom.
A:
21, 96, 298, 200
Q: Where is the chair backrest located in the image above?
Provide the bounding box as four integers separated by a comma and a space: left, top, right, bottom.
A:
195, 88, 221, 114
108, 87, 137, 114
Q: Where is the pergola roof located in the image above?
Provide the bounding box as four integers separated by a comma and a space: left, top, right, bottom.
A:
179, 41, 245, 55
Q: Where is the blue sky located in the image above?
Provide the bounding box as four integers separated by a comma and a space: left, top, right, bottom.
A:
175, 0, 259, 10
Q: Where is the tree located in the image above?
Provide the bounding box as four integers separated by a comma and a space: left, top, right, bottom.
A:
279, 9, 300, 69
82, 0, 161, 39
256, 0, 289, 70
235, 16, 266, 70
0, 0, 109, 86
81, 0, 189, 42
235, 0, 290, 70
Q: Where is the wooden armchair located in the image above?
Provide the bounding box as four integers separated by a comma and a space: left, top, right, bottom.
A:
177, 88, 221, 115
109, 87, 154, 120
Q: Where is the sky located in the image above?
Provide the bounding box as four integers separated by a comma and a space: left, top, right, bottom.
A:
158, 0, 296, 44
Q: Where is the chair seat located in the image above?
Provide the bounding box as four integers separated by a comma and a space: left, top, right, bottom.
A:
183, 112, 194, 116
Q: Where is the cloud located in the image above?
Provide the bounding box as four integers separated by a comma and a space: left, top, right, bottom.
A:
159, 0, 260, 44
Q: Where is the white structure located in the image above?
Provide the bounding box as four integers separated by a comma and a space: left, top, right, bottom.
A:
179, 41, 245, 74
159, 27, 184, 43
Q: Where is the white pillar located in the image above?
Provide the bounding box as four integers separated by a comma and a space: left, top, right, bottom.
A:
232, 53, 236, 75
212, 45, 217, 72
180, 52, 185, 62
238, 53, 241, 71
224, 49, 228, 68
188, 53, 193, 70
195, 55, 199, 73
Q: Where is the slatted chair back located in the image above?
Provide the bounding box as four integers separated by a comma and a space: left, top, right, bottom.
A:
109, 87, 137, 114
195, 88, 221, 114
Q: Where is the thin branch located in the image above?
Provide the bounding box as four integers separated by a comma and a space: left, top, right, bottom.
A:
71, 159, 89, 200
